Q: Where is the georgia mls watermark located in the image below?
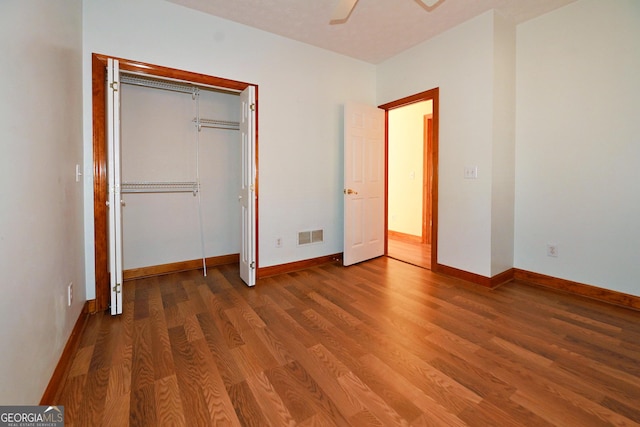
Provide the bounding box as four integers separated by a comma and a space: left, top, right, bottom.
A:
0, 406, 64, 427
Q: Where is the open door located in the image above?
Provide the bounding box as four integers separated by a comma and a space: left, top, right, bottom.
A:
107, 58, 123, 315
343, 103, 385, 266
239, 86, 256, 286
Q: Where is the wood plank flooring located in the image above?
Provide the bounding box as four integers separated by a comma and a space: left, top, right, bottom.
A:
387, 237, 431, 269
56, 257, 640, 426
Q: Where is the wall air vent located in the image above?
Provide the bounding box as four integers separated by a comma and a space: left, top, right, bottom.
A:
298, 229, 324, 245
298, 231, 312, 245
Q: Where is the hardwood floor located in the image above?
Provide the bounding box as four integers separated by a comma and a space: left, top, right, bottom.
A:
56, 258, 640, 426
387, 236, 431, 269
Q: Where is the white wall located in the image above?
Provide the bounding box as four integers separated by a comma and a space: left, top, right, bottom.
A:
120, 84, 240, 269
515, 0, 640, 296
388, 101, 432, 236
0, 0, 85, 403
378, 11, 499, 277
80, 0, 639, 301
490, 13, 516, 276
83, 0, 376, 297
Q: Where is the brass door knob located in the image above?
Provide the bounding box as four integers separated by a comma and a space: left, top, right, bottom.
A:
343, 188, 358, 195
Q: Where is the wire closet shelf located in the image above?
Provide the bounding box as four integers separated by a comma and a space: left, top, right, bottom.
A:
117, 71, 242, 276
120, 181, 199, 195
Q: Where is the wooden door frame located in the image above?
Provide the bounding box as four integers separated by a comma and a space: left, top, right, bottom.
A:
423, 115, 433, 245
379, 88, 439, 270
91, 53, 259, 312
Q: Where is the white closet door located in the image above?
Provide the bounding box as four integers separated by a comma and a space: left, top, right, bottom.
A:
107, 58, 124, 315
239, 86, 256, 286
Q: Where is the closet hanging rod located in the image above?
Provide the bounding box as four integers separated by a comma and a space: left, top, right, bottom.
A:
194, 118, 240, 131
121, 181, 199, 195
113, 71, 242, 95
119, 74, 196, 95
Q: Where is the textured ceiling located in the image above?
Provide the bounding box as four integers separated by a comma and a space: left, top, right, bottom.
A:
166, 0, 578, 64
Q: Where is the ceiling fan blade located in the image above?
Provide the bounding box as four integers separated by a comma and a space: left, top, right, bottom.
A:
330, 0, 360, 25
416, 0, 444, 11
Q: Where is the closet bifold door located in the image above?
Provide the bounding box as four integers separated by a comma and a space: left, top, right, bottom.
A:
107, 58, 124, 315
239, 86, 256, 287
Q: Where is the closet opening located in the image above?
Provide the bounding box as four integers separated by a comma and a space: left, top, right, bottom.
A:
92, 54, 258, 314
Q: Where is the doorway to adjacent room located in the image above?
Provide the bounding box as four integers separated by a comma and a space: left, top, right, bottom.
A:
380, 89, 439, 270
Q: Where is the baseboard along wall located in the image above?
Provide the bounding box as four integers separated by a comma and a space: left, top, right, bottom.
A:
435, 262, 640, 311
40, 301, 91, 405
123, 254, 240, 281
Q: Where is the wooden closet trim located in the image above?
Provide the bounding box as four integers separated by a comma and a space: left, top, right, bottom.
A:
92, 53, 259, 312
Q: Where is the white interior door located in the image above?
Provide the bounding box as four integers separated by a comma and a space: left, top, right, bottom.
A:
107, 58, 123, 315
239, 86, 256, 286
343, 103, 385, 266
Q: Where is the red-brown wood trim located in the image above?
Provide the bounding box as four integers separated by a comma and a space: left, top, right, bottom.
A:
436, 263, 492, 287
92, 54, 109, 312
423, 115, 433, 245
430, 90, 439, 271
123, 254, 240, 281
491, 268, 516, 288
92, 53, 259, 310
86, 299, 96, 314
257, 253, 343, 278
92, 53, 251, 91
514, 269, 640, 311
422, 115, 427, 244
379, 88, 440, 110
380, 87, 439, 271
388, 230, 422, 243
433, 264, 639, 311
436, 263, 514, 289
41, 301, 91, 404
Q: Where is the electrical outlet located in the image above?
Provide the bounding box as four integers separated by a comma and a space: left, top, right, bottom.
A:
67, 282, 73, 306
464, 166, 478, 179
547, 243, 558, 257
275, 237, 282, 248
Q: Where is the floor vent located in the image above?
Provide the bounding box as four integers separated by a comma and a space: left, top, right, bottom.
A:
298, 229, 324, 245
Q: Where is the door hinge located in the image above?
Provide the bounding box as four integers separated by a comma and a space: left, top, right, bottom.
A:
250, 261, 256, 269
250, 103, 255, 111
112, 283, 121, 293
